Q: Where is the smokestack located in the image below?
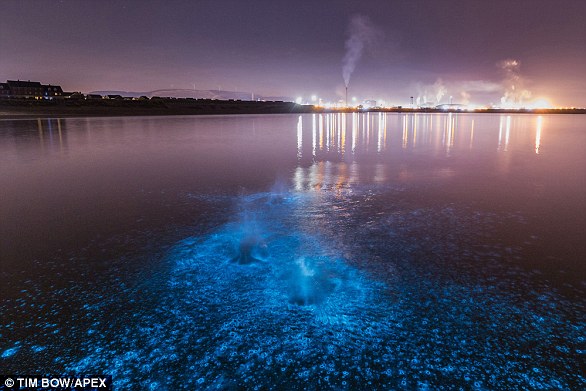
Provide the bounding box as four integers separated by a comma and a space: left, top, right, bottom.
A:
342, 15, 379, 89
345, 86, 348, 107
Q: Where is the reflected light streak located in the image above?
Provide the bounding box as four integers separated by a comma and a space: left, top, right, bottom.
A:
445, 113, 455, 156
361, 114, 367, 149
319, 114, 324, 151
423, 115, 428, 146
366, 113, 370, 151
37, 119, 45, 153
382, 113, 388, 151
442, 115, 447, 148
293, 161, 359, 193
47, 119, 54, 145
428, 114, 434, 144
326, 114, 330, 151
337, 113, 342, 154
402, 115, 408, 149
308, 112, 550, 164
377, 113, 384, 152
444, 113, 456, 156
37, 119, 44, 141
297, 116, 302, 160
535, 116, 542, 154
294, 166, 304, 191
331, 114, 336, 151
469, 119, 475, 150
505, 116, 511, 151
58, 119, 63, 150
413, 114, 418, 148
349, 162, 359, 185
336, 162, 348, 190
309, 162, 325, 190
435, 114, 442, 149
451, 115, 456, 148
312, 114, 317, 157
341, 114, 346, 155
498, 116, 504, 150
352, 113, 358, 154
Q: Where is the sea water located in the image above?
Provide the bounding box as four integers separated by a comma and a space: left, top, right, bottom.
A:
1, 113, 584, 389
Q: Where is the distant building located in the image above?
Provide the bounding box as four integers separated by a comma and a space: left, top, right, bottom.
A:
1, 80, 64, 99
6, 80, 43, 98
43, 84, 64, 98
61, 91, 84, 99
363, 99, 378, 108
0, 83, 10, 98
436, 103, 466, 111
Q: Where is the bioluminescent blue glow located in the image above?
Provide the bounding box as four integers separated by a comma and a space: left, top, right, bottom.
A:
1, 183, 584, 389
22, 186, 582, 389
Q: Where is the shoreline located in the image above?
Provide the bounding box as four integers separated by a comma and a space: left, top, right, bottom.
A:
1, 99, 584, 119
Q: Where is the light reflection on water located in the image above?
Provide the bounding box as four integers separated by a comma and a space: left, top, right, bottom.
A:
293, 112, 546, 160
0, 113, 584, 389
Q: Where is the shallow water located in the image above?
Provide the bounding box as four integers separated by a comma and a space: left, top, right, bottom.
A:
1, 113, 584, 389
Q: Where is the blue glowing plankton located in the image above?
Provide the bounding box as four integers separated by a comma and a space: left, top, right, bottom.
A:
2, 186, 584, 389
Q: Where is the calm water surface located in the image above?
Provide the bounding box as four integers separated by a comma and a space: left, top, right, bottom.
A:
1, 113, 584, 389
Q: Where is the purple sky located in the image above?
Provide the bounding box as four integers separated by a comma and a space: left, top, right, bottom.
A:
2, 0, 585, 106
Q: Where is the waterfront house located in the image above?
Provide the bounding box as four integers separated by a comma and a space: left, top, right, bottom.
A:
2, 80, 64, 99
43, 84, 64, 98
0, 83, 10, 98
6, 80, 44, 98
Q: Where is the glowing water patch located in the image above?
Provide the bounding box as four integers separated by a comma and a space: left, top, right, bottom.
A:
171, 190, 389, 324
1, 346, 20, 358
14, 186, 579, 390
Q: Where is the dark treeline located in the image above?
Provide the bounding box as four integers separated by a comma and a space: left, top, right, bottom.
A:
0, 97, 314, 117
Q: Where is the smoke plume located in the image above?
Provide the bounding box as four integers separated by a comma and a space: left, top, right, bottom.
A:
433, 79, 447, 104
460, 91, 471, 105
342, 15, 379, 87
498, 59, 531, 107
415, 78, 448, 106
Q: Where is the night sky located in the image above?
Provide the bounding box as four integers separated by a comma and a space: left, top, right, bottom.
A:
2, 0, 585, 106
